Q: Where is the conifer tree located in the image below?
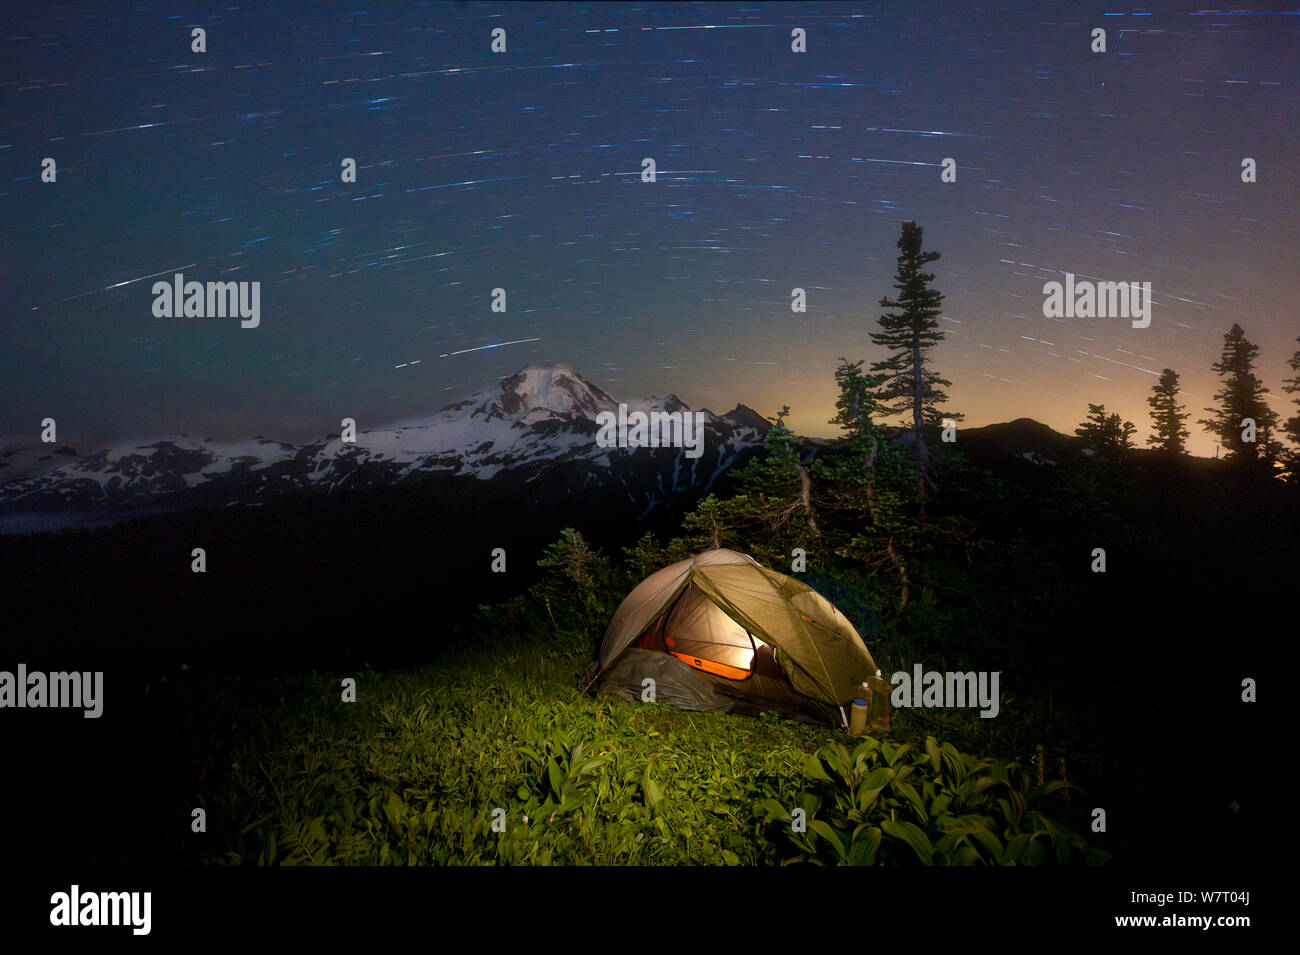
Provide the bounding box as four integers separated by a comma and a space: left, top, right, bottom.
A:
677, 495, 732, 552
620, 532, 668, 585
1198, 324, 1281, 469
724, 406, 820, 563
1146, 369, 1190, 454
870, 221, 961, 504
1075, 403, 1135, 460
821, 358, 917, 609
535, 527, 612, 635
1107, 413, 1137, 455
1074, 403, 1108, 447
827, 358, 896, 521
536, 527, 608, 594
1282, 335, 1300, 454
830, 358, 889, 469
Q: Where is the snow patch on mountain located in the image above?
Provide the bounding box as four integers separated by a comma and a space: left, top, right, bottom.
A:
0, 363, 770, 528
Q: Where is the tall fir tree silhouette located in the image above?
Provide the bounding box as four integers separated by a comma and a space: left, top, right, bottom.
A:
1146, 368, 1190, 455
1198, 324, 1281, 469
869, 221, 960, 506
1282, 335, 1300, 474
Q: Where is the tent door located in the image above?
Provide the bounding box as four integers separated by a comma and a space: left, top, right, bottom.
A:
643, 584, 766, 682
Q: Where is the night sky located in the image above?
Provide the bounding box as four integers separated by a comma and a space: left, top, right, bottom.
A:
3, 2, 1297, 457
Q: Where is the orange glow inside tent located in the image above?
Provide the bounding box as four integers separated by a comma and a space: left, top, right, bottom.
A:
636, 584, 769, 681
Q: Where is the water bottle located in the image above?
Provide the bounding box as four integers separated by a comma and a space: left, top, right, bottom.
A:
848, 696, 869, 736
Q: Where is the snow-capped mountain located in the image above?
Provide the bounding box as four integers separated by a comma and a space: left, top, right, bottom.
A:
0, 363, 771, 531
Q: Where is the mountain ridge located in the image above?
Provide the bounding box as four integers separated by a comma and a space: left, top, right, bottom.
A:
2, 363, 1177, 534
0, 363, 772, 531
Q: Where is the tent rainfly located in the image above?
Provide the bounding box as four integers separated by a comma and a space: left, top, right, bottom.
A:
591, 549, 891, 729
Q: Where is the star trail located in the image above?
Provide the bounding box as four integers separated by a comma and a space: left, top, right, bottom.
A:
2, 2, 1297, 455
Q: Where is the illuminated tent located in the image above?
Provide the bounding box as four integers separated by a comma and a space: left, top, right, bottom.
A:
592, 549, 890, 728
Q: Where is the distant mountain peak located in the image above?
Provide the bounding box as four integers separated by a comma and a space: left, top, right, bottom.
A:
726, 403, 772, 433
0, 362, 773, 531
445, 362, 617, 422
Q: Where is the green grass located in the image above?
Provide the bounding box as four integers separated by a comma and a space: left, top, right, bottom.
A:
167, 611, 1102, 866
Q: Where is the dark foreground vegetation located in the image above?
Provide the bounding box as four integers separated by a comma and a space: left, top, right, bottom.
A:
3, 426, 1286, 866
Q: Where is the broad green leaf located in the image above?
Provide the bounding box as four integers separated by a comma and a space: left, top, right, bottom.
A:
753, 798, 791, 822
855, 785, 887, 814
1004, 832, 1032, 864
1033, 779, 1074, 799
643, 770, 664, 812
1009, 788, 1027, 821
822, 744, 852, 781
576, 757, 611, 776
856, 765, 895, 807
925, 736, 942, 773
851, 737, 881, 763
893, 781, 928, 823
797, 791, 823, 817
996, 797, 1019, 826
847, 826, 882, 866
965, 819, 1005, 861
881, 818, 935, 865
935, 828, 969, 856
809, 820, 846, 861
802, 754, 836, 784
384, 791, 404, 825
